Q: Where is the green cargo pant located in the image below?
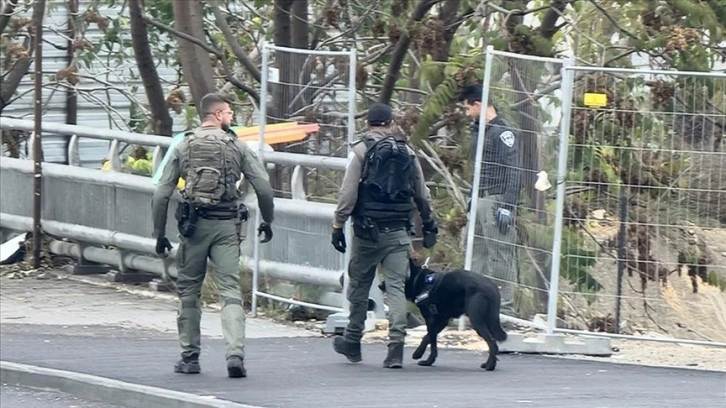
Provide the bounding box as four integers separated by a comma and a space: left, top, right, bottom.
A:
472, 194, 518, 317
344, 228, 410, 345
176, 217, 245, 360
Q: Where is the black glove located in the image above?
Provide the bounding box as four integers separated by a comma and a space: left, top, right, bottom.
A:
258, 222, 273, 243
331, 227, 346, 253
422, 218, 438, 249
155, 237, 173, 257
494, 207, 514, 234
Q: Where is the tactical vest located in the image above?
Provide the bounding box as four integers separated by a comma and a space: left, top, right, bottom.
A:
179, 127, 241, 208
352, 132, 415, 223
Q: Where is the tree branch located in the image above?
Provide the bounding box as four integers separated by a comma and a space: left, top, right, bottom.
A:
0, 0, 19, 35
540, 0, 570, 39
379, 0, 443, 104
209, 0, 261, 83
0, 57, 31, 114
588, 0, 638, 40
141, 14, 220, 57
142, 12, 258, 104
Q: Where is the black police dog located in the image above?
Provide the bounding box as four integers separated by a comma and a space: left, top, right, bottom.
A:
384, 258, 507, 370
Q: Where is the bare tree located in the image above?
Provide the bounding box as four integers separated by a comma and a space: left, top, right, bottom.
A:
129, 0, 173, 135
171, 0, 215, 110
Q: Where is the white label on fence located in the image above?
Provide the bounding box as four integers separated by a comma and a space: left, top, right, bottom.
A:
268, 67, 279, 83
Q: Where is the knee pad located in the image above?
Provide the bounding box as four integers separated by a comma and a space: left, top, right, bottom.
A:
222, 297, 243, 308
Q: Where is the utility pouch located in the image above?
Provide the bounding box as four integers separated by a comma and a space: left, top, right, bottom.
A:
353, 217, 379, 242
175, 201, 198, 238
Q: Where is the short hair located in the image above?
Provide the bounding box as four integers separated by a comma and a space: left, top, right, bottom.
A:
199, 93, 229, 116
457, 83, 498, 111
458, 83, 483, 104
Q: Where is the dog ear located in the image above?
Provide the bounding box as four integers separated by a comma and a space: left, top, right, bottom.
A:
408, 257, 420, 273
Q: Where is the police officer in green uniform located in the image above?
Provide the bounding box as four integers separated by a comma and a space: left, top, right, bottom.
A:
459, 84, 521, 318
151, 93, 275, 378
330, 102, 438, 369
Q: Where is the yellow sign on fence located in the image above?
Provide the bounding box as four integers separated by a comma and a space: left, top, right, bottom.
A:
583, 92, 608, 107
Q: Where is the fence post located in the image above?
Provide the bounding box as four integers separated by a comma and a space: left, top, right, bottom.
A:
463, 45, 494, 273
546, 56, 576, 335
460, 45, 494, 331
341, 46, 358, 315
251, 41, 271, 317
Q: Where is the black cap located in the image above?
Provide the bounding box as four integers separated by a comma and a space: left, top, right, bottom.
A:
367, 103, 393, 126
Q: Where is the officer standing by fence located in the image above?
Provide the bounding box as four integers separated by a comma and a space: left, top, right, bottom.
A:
330, 102, 438, 369
458, 84, 521, 318
151, 93, 275, 378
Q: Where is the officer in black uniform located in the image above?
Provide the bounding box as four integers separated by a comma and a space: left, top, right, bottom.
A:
458, 84, 521, 317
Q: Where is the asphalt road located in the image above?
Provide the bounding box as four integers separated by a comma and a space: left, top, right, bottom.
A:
1, 324, 724, 408
1, 385, 126, 408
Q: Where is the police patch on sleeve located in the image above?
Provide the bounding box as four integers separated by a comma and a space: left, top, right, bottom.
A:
499, 131, 515, 148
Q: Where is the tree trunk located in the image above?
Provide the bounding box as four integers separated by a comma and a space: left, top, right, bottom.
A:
63, 0, 79, 164
130, 0, 173, 135
289, 0, 309, 116
172, 0, 215, 113
272, 0, 294, 121
379, 0, 441, 104
0, 0, 40, 114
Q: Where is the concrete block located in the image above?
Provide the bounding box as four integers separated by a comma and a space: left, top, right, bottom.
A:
105, 271, 155, 284
498, 333, 612, 357
148, 279, 176, 293
71, 264, 110, 275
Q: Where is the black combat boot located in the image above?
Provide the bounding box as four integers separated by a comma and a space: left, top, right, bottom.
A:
383, 343, 403, 369
174, 354, 201, 374
333, 336, 362, 363
227, 356, 247, 378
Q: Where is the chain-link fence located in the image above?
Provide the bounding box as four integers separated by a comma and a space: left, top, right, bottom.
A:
465, 49, 571, 329
249, 42, 358, 318
551, 65, 726, 346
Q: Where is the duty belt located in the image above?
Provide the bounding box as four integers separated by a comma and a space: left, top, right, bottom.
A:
375, 220, 409, 231
197, 206, 247, 221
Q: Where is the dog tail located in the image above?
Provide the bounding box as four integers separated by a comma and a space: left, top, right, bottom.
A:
488, 301, 508, 342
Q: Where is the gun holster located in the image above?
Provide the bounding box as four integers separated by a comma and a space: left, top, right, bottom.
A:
237, 204, 249, 223
175, 202, 198, 238
353, 217, 379, 242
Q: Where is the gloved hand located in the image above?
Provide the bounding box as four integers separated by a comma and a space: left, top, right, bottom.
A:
422, 218, 438, 249
155, 237, 173, 257
258, 222, 273, 243
331, 227, 346, 253
494, 207, 514, 234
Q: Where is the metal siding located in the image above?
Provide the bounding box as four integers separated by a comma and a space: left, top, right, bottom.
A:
5, 0, 190, 168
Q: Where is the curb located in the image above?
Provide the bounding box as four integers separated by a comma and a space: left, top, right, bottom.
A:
0, 360, 264, 408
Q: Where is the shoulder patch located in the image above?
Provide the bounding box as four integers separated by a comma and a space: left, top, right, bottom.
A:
499, 130, 515, 148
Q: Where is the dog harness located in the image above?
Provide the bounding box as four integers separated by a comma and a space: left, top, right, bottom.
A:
414, 273, 443, 315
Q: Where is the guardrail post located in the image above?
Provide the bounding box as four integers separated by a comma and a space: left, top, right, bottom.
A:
108, 140, 122, 171
290, 165, 306, 200
68, 134, 80, 166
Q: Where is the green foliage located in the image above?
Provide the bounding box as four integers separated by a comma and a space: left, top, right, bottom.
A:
411, 75, 460, 143
520, 213, 603, 295
707, 271, 726, 292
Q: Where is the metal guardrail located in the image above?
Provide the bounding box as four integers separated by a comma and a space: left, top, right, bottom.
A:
0, 117, 349, 172
0, 157, 344, 282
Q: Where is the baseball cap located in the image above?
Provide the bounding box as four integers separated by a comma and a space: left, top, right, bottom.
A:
367, 103, 393, 126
